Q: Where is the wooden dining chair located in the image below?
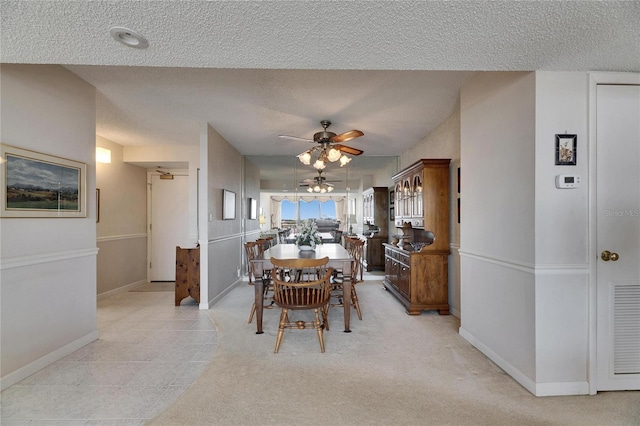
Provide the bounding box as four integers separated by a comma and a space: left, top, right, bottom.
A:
255, 238, 268, 256
270, 256, 333, 353
244, 241, 258, 284
247, 240, 275, 324
330, 237, 363, 320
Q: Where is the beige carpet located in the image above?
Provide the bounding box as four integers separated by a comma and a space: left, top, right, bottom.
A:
148, 280, 640, 425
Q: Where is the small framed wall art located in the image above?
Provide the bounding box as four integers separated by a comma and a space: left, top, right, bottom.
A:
555, 134, 577, 166
223, 189, 236, 220
248, 198, 257, 220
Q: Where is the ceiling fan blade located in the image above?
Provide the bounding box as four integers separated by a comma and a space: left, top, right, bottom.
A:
279, 135, 313, 143
331, 129, 363, 143
334, 144, 364, 156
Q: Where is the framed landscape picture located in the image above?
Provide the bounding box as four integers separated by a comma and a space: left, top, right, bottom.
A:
1, 144, 87, 218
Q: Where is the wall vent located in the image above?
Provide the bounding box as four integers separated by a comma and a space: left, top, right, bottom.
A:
614, 284, 640, 374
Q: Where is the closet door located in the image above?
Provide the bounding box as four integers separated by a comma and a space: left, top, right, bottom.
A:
596, 84, 640, 390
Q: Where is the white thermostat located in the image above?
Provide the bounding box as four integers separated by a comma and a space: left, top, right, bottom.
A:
555, 174, 581, 189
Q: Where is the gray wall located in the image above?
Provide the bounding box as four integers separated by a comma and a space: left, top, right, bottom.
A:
199, 123, 245, 307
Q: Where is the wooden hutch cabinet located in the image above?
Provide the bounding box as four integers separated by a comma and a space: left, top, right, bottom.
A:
361, 187, 388, 271
384, 159, 450, 315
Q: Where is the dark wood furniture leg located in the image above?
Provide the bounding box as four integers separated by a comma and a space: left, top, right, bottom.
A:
343, 278, 351, 332
255, 278, 264, 334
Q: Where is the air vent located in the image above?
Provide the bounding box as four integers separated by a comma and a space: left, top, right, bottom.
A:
614, 284, 640, 374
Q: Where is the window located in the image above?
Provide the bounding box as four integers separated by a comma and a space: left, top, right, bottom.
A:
281, 199, 297, 228
300, 199, 336, 220
280, 199, 337, 227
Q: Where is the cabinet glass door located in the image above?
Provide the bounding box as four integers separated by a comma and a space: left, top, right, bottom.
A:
402, 179, 411, 220
395, 183, 403, 217
412, 174, 423, 217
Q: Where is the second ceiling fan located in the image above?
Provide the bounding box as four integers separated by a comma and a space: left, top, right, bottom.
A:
280, 120, 364, 169
299, 170, 342, 193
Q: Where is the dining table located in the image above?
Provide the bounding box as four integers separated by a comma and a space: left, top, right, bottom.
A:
250, 243, 354, 333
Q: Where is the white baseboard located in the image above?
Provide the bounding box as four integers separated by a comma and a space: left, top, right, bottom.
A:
1, 330, 99, 391
459, 326, 537, 395
201, 277, 244, 310
459, 327, 589, 396
450, 306, 461, 319
535, 381, 589, 396
97, 279, 148, 300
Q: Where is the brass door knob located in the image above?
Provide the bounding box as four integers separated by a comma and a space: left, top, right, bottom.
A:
601, 250, 620, 261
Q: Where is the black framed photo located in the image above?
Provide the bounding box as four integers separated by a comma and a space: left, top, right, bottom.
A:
248, 197, 257, 219
223, 189, 236, 220
555, 134, 577, 165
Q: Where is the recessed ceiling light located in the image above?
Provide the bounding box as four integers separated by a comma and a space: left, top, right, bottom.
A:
109, 26, 148, 49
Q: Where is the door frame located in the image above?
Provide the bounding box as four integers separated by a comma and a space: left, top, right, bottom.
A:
146, 168, 191, 282
588, 72, 640, 394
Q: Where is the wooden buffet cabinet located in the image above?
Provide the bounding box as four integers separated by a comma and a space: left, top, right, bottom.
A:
383, 159, 450, 315
361, 187, 388, 271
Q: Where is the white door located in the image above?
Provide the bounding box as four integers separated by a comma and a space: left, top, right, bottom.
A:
150, 174, 190, 281
596, 84, 640, 391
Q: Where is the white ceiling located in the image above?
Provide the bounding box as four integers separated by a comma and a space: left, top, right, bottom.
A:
2, 1, 639, 189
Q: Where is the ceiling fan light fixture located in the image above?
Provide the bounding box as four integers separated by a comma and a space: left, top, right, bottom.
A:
307, 182, 333, 193
313, 159, 326, 170
339, 155, 351, 167
327, 147, 341, 162
298, 151, 312, 165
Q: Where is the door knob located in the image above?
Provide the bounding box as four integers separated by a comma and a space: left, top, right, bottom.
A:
601, 250, 620, 261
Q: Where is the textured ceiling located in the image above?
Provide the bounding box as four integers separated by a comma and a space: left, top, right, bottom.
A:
2, 1, 639, 189
3, 1, 638, 71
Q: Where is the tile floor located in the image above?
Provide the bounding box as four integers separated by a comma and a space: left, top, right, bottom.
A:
1, 285, 216, 425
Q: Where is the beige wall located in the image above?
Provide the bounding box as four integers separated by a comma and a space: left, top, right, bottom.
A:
459, 71, 537, 386
96, 136, 148, 296
458, 71, 596, 396
0, 64, 98, 389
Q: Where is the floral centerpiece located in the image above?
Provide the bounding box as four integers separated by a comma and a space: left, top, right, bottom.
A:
295, 220, 323, 250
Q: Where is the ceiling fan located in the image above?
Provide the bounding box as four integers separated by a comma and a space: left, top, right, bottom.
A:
299, 170, 341, 193
279, 120, 364, 169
